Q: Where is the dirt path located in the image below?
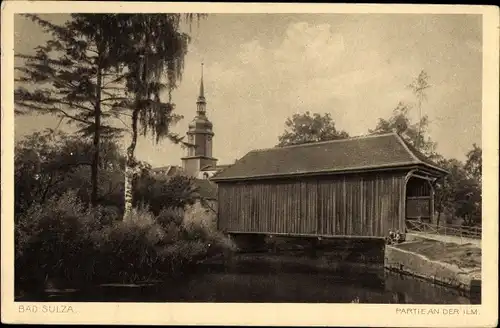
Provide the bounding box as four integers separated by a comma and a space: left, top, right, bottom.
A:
395, 238, 481, 269
407, 232, 481, 247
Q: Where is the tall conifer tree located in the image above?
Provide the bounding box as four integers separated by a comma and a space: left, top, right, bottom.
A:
15, 14, 128, 207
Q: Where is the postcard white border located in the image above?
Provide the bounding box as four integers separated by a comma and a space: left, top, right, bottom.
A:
2, 2, 498, 327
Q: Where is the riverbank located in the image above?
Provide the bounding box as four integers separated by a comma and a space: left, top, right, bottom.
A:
384, 237, 481, 296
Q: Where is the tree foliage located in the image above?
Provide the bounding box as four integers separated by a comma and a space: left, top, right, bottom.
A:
408, 70, 431, 146
14, 14, 131, 207
370, 70, 437, 158
369, 102, 437, 158
106, 14, 201, 217
14, 14, 205, 212
464, 143, 482, 184
15, 131, 200, 218
14, 130, 124, 214
370, 108, 482, 227
433, 152, 482, 227
112, 14, 198, 145
134, 174, 199, 215
277, 111, 349, 147
109, 14, 203, 215
371, 70, 481, 226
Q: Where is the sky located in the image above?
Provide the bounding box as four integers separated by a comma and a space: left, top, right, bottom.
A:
14, 13, 483, 167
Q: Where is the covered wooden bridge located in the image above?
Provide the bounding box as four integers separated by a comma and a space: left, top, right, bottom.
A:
211, 132, 448, 245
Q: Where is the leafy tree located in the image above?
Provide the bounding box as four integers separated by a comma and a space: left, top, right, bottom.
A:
408, 70, 431, 150
371, 70, 482, 227
277, 111, 349, 147
14, 130, 124, 215
108, 14, 205, 217
454, 178, 481, 227
460, 143, 482, 226
14, 14, 129, 207
370, 102, 438, 159
134, 174, 198, 216
433, 157, 463, 227
15, 130, 199, 221
15, 14, 205, 215
464, 143, 482, 184
370, 70, 437, 158
433, 148, 482, 228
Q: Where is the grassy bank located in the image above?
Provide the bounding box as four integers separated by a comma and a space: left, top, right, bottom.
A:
15, 192, 236, 294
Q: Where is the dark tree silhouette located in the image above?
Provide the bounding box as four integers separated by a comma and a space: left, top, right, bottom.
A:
277, 111, 349, 147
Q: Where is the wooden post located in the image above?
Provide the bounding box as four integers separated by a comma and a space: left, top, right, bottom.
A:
429, 180, 435, 227
400, 175, 406, 233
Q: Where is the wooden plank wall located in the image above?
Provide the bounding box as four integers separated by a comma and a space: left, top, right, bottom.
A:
217, 172, 406, 238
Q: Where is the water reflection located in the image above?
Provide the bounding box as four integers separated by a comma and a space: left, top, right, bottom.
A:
17, 254, 479, 304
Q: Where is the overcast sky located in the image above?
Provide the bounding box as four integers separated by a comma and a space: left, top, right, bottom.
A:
14, 13, 482, 167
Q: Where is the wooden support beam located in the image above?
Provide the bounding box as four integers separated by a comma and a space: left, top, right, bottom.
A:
411, 173, 438, 182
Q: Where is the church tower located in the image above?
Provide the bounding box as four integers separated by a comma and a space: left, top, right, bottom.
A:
181, 63, 218, 177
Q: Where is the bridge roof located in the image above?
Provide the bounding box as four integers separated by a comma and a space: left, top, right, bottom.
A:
211, 132, 448, 182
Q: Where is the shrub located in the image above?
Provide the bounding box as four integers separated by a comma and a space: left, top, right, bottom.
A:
95, 205, 226, 281
183, 202, 237, 255
183, 202, 216, 231
157, 239, 210, 276
94, 205, 121, 226
133, 175, 198, 215
15, 191, 102, 289
94, 206, 168, 283
157, 207, 183, 229
15, 193, 236, 291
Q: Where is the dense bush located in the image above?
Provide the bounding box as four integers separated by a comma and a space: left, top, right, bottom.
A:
15, 193, 234, 291
95, 206, 169, 282
183, 203, 237, 255
15, 191, 107, 290
133, 175, 199, 215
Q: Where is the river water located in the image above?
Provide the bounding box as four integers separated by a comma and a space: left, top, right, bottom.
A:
17, 254, 479, 304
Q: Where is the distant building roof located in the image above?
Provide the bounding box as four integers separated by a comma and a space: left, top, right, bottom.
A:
151, 165, 184, 176
200, 164, 232, 172
211, 132, 448, 182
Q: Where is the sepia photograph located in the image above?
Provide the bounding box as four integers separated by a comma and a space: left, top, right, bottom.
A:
1, 1, 498, 326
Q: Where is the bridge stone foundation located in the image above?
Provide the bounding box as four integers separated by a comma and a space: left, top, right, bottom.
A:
228, 233, 386, 266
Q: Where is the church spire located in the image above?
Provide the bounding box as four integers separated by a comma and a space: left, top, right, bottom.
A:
196, 62, 206, 114
199, 63, 205, 99
182, 61, 217, 177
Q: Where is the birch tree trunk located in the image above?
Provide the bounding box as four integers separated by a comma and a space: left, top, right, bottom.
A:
123, 27, 148, 220
123, 163, 133, 219
123, 163, 140, 219
123, 106, 140, 220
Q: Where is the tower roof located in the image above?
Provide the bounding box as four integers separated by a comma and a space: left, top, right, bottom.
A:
197, 63, 205, 102
190, 62, 213, 132
188, 116, 213, 130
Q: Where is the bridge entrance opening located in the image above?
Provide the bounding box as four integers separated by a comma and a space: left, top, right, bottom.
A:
405, 176, 434, 230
